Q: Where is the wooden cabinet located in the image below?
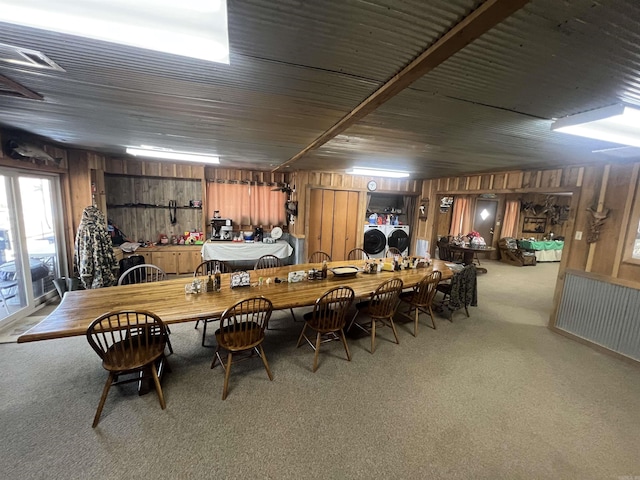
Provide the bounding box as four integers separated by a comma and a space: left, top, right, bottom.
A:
177, 249, 203, 274
138, 250, 153, 264
151, 250, 177, 274
127, 246, 202, 275
307, 188, 361, 261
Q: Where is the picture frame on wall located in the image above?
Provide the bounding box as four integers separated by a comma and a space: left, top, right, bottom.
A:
523, 217, 547, 233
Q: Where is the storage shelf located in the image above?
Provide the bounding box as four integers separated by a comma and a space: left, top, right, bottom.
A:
107, 204, 202, 210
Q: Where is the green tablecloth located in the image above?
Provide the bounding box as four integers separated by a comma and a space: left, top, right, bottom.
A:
518, 240, 564, 251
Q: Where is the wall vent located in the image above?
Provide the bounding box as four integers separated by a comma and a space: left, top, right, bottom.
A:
0, 42, 65, 71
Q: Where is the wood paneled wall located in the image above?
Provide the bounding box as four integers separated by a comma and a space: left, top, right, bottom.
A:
417, 164, 639, 289
105, 175, 203, 243
289, 170, 422, 238
417, 167, 583, 251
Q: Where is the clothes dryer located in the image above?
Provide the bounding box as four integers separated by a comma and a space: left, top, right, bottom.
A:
387, 225, 410, 256
363, 224, 387, 259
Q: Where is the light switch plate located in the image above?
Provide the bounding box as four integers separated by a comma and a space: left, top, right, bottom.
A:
575, 231, 582, 240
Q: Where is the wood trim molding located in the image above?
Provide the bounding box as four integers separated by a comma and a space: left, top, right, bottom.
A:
563, 268, 640, 291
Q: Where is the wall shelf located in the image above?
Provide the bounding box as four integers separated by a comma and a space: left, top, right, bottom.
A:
106, 204, 202, 210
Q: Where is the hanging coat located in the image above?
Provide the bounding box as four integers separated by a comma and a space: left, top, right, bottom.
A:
75, 206, 118, 289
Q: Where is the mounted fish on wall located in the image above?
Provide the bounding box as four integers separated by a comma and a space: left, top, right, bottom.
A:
4, 139, 63, 167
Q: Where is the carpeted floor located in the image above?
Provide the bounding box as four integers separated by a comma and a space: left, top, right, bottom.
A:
0, 316, 47, 344
1, 260, 639, 479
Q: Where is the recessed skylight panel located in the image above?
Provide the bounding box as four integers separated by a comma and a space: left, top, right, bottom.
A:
0, 0, 230, 64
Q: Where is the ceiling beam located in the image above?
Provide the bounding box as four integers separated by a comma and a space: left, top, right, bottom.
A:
272, 0, 531, 172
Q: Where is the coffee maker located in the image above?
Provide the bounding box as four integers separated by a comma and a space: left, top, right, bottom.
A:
210, 218, 233, 240
254, 225, 264, 242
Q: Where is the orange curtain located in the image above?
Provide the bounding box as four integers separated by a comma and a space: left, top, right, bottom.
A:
206, 182, 286, 227
502, 200, 520, 238
449, 196, 473, 237
249, 184, 286, 227
206, 183, 251, 224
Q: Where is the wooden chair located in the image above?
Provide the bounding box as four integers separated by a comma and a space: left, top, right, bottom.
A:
194, 259, 232, 276
398, 270, 442, 334
254, 255, 296, 322
348, 278, 403, 353
436, 238, 455, 262
385, 247, 402, 258
308, 251, 331, 263
254, 254, 283, 270
297, 286, 355, 372
210, 297, 274, 400
347, 248, 369, 261
86, 310, 169, 427
436, 264, 477, 320
116, 264, 173, 353
194, 260, 232, 343
117, 264, 167, 285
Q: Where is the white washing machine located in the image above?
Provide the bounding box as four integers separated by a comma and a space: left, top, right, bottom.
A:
363, 224, 388, 258
387, 225, 410, 256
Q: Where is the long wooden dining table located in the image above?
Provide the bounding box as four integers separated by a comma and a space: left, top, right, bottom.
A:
17, 260, 452, 343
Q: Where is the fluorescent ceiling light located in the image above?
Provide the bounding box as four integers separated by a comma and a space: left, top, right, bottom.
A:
551, 104, 640, 148
0, 0, 229, 64
347, 167, 410, 178
126, 146, 220, 164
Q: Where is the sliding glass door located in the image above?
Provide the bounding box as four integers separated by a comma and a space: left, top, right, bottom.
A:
0, 169, 66, 323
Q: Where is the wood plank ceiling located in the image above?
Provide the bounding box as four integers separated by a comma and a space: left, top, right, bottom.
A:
0, 0, 640, 179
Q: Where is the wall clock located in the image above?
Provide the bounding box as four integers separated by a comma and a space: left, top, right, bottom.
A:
367, 180, 377, 191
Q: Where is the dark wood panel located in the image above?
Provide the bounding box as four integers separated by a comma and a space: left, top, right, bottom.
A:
105, 175, 202, 242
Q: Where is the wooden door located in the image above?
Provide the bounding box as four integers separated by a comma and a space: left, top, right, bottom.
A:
473, 199, 498, 245
332, 190, 359, 261
307, 188, 360, 261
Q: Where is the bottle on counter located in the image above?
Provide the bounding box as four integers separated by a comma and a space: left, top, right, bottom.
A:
206, 274, 214, 293
214, 264, 221, 292
321, 260, 328, 279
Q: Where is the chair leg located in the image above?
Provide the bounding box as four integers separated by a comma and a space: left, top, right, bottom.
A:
388, 316, 400, 345
150, 361, 166, 410
339, 329, 351, 362
428, 306, 437, 328
296, 324, 308, 348
346, 310, 359, 332
222, 352, 233, 400
312, 331, 322, 372
201, 320, 208, 347
370, 318, 376, 353
165, 335, 174, 355
195, 319, 200, 329
211, 345, 221, 369
257, 344, 273, 380
464, 305, 470, 317
414, 306, 419, 336
290, 307, 298, 322
92, 372, 114, 428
